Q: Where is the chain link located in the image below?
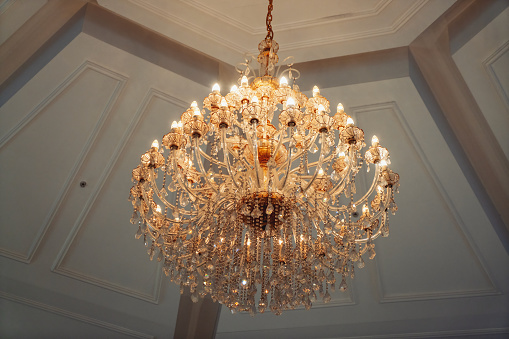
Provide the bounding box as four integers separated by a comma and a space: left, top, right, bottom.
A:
265, 0, 274, 40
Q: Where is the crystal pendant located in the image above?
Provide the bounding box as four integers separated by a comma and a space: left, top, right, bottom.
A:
339, 278, 348, 292
309, 143, 318, 153
323, 291, 331, 303
241, 204, 251, 216
135, 226, 143, 239
251, 206, 262, 218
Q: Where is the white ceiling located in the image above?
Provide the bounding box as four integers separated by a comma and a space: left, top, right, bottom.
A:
97, 0, 456, 64
1, 1, 509, 338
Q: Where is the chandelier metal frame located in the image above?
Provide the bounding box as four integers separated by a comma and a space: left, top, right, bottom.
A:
129, 0, 399, 316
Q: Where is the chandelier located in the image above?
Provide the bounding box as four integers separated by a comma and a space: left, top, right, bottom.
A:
129, 0, 399, 316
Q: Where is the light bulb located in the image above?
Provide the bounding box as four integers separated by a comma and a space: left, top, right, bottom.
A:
278, 239, 283, 245
177, 121, 183, 128
317, 104, 325, 113
241, 76, 248, 86
191, 101, 198, 108
286, 97, 295, 107
171, 120, 178, 129
156, 205, 161, 213
280, 76, 288, 87
251, 96, 259, 104
220, 98, 228, 107
338, 151, 345, 158
212, 83, 220, 93
318, 168, 324, 176
337, 103, 344, 113
380, 159, 387, 168
362, 204, 369, 214
193, 109, 202, 117
313, 85, 320, 97
372, 135, 379, 146
230, 85, 238, 92
247, 239, 251, 246
347, 117, 354, 126
151, 139, 159, 149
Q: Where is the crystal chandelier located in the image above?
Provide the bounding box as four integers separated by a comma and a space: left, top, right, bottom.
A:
129, 0, 399, 316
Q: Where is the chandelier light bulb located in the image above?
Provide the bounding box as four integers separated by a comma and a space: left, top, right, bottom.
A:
372, 135, 379, 146
241, 76, 248, 86
313, 85, 320, 97
129, 0, 399, 317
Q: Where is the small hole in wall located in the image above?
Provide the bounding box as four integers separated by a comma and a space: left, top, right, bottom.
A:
80, 181, 87, 188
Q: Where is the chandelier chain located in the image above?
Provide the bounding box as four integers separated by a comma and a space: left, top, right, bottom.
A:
265, 0, 274, 40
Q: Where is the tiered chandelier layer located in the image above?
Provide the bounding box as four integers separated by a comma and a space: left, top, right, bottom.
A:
129, 0, 399, 316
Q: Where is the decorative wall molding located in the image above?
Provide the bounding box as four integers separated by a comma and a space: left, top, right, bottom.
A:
0, 60, 127, 263
483, 40, 509, 110
52, 88, 187, 304
350, 101, 499, 303
0, 291, 154, 339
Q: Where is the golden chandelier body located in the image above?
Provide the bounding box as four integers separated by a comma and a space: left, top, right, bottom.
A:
129, 2, 399, 316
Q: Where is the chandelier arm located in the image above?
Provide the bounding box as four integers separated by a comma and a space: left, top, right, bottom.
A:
171, 155, 208, 203
225, 143, 254, 172
249, 122, 263, 189
195, 146, 227, 168
331, 164, 382, 212
328, 153, 355, 196
146, 168, 179, 211
302, 132, 327, 193
310, 218, 325, 238
284, 132, 319, 171
193, 137, 219, 194
327, 189, 391, 244
145, 167, 198, 216
221, 127, 241, 190
278, 126, 295, 190
354, 193, 392, 244
271, 129, 285, 162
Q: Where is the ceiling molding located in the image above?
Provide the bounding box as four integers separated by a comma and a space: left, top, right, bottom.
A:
280, 0, 428, 52
182, 0, 391, 35
0, 291, 155, 339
